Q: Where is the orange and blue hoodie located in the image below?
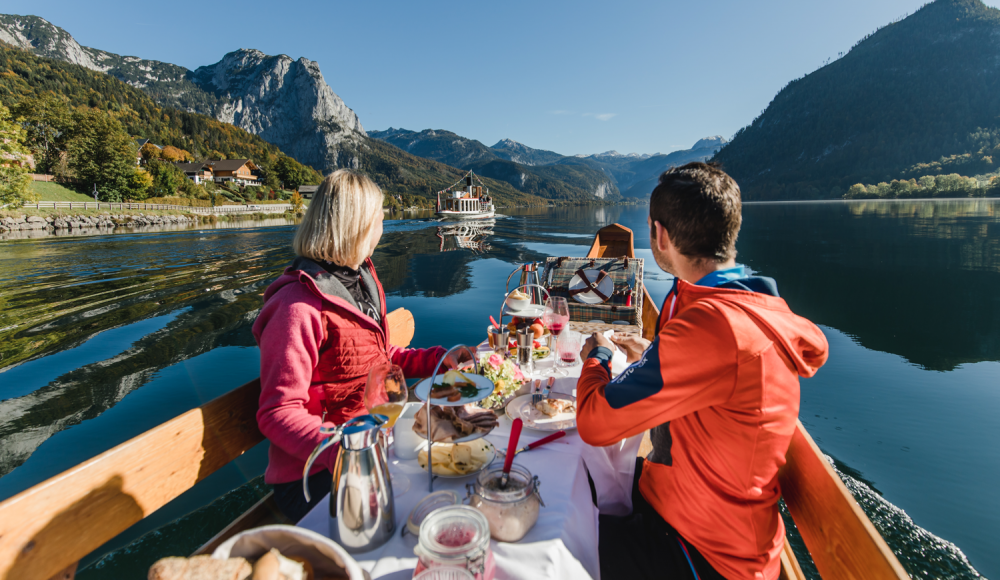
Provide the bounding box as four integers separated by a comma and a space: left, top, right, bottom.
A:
578, 266, 828, 580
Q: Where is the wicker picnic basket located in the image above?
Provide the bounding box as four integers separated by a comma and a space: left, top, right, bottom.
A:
541, 256, 645, 335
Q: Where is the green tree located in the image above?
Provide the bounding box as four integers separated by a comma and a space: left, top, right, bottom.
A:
146, 159, 184, 197
67, 109, 142, 202
0, 104, 35, 206
10, 95, 72, 174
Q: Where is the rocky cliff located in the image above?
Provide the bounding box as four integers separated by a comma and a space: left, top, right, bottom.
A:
0, 14, 365, 173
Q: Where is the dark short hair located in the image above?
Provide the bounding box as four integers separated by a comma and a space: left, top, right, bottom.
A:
649, 162, 742, 262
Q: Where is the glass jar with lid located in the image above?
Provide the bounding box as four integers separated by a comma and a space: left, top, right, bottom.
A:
413, 505, 496, 580
465, 464, 544, 542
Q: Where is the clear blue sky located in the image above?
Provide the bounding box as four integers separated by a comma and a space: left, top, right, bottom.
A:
8, 0, 998, 156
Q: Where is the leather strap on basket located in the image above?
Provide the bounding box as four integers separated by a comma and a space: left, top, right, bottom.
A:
569, 268, 610, 302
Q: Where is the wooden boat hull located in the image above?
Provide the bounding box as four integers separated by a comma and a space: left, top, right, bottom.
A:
0, 225, 909, 580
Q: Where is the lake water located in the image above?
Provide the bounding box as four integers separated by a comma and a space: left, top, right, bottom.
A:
0, 201, 996, 579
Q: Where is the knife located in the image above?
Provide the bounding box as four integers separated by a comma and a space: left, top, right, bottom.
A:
505, 430, 567, 456
626, 271, 636, 306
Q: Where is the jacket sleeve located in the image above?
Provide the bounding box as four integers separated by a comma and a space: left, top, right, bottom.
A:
577, 302, 739, 447
389, 344, 448, 379
255, 287, 337, 469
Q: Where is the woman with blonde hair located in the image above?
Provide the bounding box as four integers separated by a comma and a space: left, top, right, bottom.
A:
252, 170, 446, 521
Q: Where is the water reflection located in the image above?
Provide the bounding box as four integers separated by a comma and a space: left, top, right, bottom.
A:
436, 220, 494, 254
739, 199, 1000, 371
0, 201, 996, 579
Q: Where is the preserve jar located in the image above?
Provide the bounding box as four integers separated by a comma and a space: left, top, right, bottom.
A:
413, 505, 496, 580
465, 464, 544, 542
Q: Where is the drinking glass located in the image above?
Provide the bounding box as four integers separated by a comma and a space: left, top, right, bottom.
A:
365, 363, 410, 495
556, 331, 582, 369
542, 296, 570, 338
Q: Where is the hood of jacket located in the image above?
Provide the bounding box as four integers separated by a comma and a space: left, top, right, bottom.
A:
671, 277, 828, 378
264, 256, 384, 331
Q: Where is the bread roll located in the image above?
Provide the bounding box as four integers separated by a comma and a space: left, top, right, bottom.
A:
148, 555, 252, 580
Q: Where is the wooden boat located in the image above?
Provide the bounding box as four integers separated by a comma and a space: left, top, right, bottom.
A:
0, 224, 909, 580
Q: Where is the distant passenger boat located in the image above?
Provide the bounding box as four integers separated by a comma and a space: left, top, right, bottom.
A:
435, 172, 495, 220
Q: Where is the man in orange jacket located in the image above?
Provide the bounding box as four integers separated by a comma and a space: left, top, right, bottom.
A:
578, 162, 829, 580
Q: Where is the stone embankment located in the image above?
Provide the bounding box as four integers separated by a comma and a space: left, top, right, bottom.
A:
0, 213, 200, 233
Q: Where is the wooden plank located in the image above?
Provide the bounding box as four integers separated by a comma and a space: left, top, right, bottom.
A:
386, 308, 414, 348
779, 539, 806, 580
778, 421, 908, 580
0, 380, 264, 580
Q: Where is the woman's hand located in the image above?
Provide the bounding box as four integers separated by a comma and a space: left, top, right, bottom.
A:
611, 333, 652, 363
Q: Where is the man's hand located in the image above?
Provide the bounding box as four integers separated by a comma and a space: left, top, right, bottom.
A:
612, 333, 652, 363
580, 332, 614, 361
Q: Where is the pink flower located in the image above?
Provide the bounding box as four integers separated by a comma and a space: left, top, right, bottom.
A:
513, 366, 524, 381
488, 353, 503, 369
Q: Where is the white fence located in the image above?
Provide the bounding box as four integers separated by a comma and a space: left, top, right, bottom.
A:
25, 201, 294, 215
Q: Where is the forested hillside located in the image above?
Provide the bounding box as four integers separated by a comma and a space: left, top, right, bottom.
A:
369, 128, 620, 201
0, 44, 545, 206
714, 0, 1000, 200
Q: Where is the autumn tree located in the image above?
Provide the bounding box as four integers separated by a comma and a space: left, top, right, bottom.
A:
0, 104, 35, 206
160, 145, 193, 162
139, 141, 162, 161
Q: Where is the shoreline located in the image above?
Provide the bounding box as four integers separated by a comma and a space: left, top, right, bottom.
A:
0, 211, 300, 240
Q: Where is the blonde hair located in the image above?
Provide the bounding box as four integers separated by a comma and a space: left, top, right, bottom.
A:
293, 169, 384, 267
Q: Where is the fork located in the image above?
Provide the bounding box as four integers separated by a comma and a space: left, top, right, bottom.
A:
531, 379, 543, 405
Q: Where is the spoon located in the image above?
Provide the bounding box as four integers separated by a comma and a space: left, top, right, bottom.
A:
501, 418, 523, 489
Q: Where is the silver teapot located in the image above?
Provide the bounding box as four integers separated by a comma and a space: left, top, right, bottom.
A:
303, 414, 395, 553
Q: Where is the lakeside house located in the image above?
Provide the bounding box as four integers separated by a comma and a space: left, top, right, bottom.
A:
174, 162, 214, 185
206, 159, 261, 186
298, 185, 319, 199
172, 159, 262, 187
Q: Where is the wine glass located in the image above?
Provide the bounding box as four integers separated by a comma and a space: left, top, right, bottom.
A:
542, 296, 570, 337
365, 363, 410, 495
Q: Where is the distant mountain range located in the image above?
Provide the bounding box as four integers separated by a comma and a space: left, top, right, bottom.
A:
714, 0, 1000, 199
369, 129, 725, 199
0, 12, 722, 203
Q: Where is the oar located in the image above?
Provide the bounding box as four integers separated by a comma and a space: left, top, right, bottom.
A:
501, 418, 523, 489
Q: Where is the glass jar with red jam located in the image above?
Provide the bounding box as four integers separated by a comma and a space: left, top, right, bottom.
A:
413, 505, 496, 580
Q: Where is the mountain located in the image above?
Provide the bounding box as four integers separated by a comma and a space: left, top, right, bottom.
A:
0, 14, 553, 206
713, 0, 1000, 200
616, 136, 728, 197
0, 44, 320, 181
491, 138, 564, 166
369, 128, 496, 168
0, 14, 364, 173
369, 128, 621, 201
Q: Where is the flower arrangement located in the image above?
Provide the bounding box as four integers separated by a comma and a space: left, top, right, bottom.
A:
477, 352, 526, 409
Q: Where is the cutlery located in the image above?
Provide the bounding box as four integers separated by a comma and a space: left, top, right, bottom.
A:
501, 418, 523, 489
502, 430, 567, 456
531, 379, 543, 405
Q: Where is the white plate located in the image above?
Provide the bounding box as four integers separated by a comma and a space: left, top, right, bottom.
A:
505, 393, 577, 432
414, 373, 494, 406
502, 303, 546, 318
417, 440, 497, 478
569, 269, 614, 304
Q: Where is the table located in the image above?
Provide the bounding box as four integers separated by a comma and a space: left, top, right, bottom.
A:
297, 352, 642, 580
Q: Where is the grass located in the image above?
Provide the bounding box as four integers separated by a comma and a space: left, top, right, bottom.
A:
29, 181, 93, 202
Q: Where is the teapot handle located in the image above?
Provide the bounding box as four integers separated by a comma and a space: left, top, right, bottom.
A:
303, 424, 344, 502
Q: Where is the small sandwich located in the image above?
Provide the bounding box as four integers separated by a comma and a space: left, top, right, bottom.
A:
534, 398, 575, 417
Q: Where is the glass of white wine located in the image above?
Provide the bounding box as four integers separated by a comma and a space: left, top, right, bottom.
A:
365, 363, 409, 495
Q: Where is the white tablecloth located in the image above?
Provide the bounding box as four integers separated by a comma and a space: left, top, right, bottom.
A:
297, 353, 642, 580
